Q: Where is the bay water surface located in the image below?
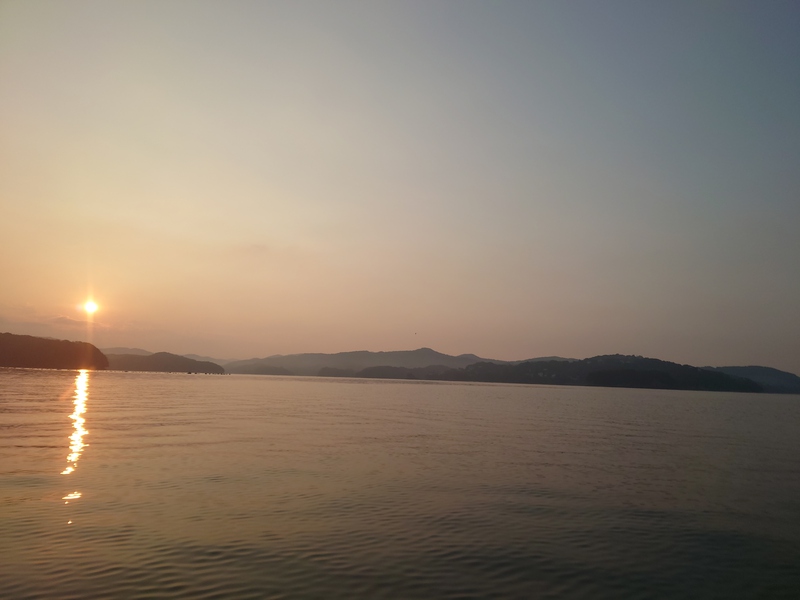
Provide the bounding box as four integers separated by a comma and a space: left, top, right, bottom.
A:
1, 368, 799, 598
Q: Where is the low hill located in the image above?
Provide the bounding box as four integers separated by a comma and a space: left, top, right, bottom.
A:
704, 366, 800, 394
102, 347, 236, 367
106, 352, 224, 374
228, 363, 293, 376
330, 354, 763, 393
182, 354, 237, 366
225, 347, 508, 376
101, 347, 152, 356
0, 332, 108, 370
451, 355, 762, 392
512, 355, 576, 364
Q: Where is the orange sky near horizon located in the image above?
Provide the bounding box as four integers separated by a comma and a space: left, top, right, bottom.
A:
1, 1, 799, 373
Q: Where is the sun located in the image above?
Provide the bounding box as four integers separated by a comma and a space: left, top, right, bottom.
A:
83, 301, 98, 315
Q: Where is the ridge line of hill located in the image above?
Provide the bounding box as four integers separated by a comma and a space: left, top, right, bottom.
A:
2, 333, 798, 393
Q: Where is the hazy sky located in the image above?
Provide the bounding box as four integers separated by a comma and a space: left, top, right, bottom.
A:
2, 1, 799, 372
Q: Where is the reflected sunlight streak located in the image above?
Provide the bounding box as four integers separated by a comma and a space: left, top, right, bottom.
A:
61, 370, 89, 476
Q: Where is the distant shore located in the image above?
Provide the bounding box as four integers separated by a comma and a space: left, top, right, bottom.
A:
4, 332, 799, 394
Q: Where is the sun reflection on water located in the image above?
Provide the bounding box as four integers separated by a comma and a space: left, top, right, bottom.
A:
61, 370, 89, 477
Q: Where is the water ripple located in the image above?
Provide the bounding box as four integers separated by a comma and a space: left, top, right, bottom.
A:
1, 369, 799, 598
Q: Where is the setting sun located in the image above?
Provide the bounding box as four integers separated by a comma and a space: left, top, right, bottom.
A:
84, 301, 98, 314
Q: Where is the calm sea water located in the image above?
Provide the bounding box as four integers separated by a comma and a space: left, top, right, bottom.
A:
1, 368, 799, 599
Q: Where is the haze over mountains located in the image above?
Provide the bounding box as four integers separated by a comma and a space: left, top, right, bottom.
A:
100, 347, 155, 356
100, 346, 235, 367
104, 352, 224, 374
703, 366, 800, 396
102, 344, 800, 393
1, 332, 798, 394
224, 348, 543, 376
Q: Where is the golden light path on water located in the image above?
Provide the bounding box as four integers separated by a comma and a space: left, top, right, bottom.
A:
62, 370, 88, 511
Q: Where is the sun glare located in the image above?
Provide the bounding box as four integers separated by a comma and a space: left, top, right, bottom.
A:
84, 301, 98, 314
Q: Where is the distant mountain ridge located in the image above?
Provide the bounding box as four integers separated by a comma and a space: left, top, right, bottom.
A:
703, 366, 800, 394
102, 348, 235, 367
101, 347, 152, 356
318, 354, 762, 393
182, 354, 237, 366
106, 352, 224, 374
73, 342, 800, 394
225, 347, 518, 376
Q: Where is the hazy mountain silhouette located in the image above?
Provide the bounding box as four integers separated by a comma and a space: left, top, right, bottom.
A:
445, 355, 763, 392
225, 348, 513, 376
224, 348, 800, 392
100, 346, 152, 356
51, 338, 800, 393
703, 366, 800, 394
102, 348, 234, 367
320, 364, 460, 380
8, 335, 796, 392
182, 354, 237, 366
227, 363, 293, 376
324, 354, 763, 393
106, 352, 224, 374
1, 332, 108, 370
509, 356, 578, 364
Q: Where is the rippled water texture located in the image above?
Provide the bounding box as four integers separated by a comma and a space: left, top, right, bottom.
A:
1, 369, 799, 598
